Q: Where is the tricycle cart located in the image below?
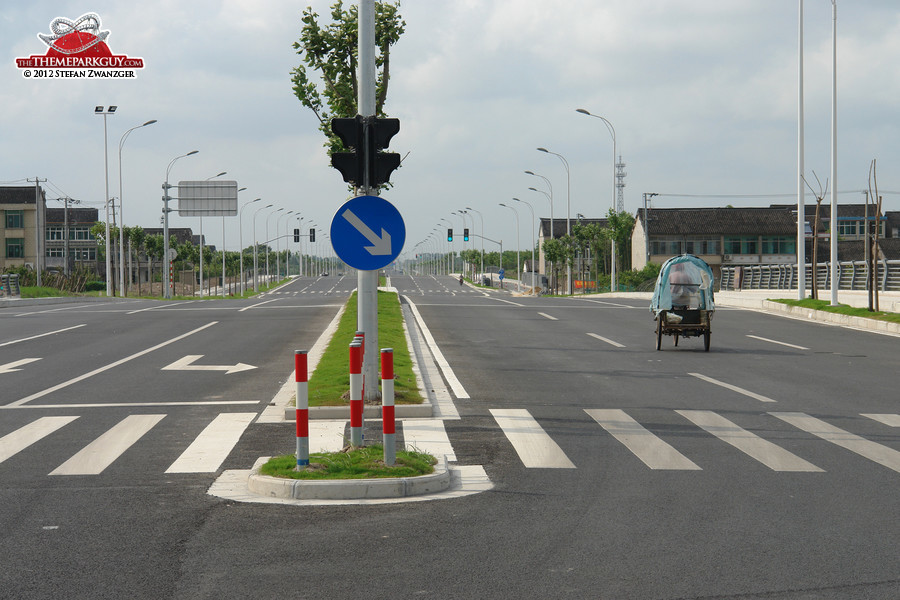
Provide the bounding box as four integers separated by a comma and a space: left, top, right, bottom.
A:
650, 254, 716, 351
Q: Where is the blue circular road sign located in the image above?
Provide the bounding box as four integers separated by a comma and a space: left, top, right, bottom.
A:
330, 195, 405, 271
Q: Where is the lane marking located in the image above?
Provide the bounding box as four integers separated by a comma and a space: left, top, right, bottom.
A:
587, 332, 625, 348
688, 372, 777, 403
771, 412, 900, 473
402, 419, 457, 462
862, 414, 900, 427
0, 358, 42, 374
161, 355, 256, 375
6, 322, 218, 408
0, 324, 86, 348
1, 401, 257, 410
165, 413, 257, 473
538, 312, 558, 321
586, 408, 700, 470
49, 414, 165, 476
746, 335, 809, 350
403, 296, 469, 399
0, 416, 78, 464
126, 300, 196, 315
484, 297, 524, 307
239, 299, 280, 312
676, 410, 822, 472
491, 409, 575, 469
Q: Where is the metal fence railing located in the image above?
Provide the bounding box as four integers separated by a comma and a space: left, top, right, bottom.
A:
720, 261, 900, 292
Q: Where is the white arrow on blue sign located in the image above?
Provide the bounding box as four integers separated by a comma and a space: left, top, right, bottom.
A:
330, 195, 405, 271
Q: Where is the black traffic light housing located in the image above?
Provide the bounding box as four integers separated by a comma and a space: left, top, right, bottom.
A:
463, 228, 469, 242
309, 228, 316, 243
447, 228, 453, 242
330, 115, 401, 188
294, 228, 300, 243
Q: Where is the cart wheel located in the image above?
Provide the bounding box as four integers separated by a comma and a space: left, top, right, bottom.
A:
656, 318, 663, 351
704, 330, 711, 352
673, 333, 679, 347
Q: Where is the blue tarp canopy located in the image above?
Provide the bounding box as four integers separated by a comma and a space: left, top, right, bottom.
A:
650, 254, 716, 314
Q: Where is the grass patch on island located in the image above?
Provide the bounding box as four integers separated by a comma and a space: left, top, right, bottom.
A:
307, 289, 423, 406
770, 298, 900, 324
261, 445, 436, 480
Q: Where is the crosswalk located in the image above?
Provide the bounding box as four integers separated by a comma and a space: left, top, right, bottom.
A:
0, 412, 257, 477
493, 409, 900, 474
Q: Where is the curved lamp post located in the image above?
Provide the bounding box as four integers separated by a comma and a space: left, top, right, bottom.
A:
537, 147, 571, 294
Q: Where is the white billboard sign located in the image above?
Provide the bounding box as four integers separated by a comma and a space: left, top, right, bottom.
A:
177, 180, 238, 216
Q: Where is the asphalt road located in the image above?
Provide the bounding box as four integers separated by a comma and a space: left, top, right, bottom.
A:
1, 274, 897, 599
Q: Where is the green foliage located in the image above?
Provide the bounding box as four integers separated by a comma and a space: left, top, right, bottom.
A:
261, 445, 436, 480
771, 298, 900, 323
291, 1, 405, 156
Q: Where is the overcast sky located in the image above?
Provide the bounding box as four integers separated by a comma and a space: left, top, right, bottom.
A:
2, 1, 899, 261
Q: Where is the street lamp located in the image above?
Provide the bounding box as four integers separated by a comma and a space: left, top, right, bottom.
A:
525, 170, 554, 249
252, 203, 273, 292
96, 105, 117, 296
265, 207, 284, 283
499, 203, 521, 292
238, 197, 258, 296
117, 118, 156, 297
277, 210, 295, 277
512, 197, 535, 289
537, 147, 572, 294
576, 108, 618, 291
465, 206, 485, 277
163, 149, 199, 299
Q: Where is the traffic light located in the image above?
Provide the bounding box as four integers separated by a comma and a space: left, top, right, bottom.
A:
447, 228, 453, 242
330, 115, 401, 188
463, 228, 469, 242
294, 228, 300, 243
309, 228, 316, 243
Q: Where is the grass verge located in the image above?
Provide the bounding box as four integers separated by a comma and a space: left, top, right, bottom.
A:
769, 298, 900, 324
307, 289, 423, 406
261, 445, 436, 479
20, 286, 66, 298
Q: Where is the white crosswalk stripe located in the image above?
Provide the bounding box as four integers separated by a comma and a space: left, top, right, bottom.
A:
490, 409, 575, 468
50, 414, 166, 476
586, 409, 700, 470
166, 413, 256, 473
0, 416, 78, 464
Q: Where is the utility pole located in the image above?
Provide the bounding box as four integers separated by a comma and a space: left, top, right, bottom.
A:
27, 177, 47, 287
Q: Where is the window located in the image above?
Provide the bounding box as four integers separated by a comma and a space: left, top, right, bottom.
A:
684, 237, 720, 255
5, 238, 24, 258
46, 247, 65, 257
73, 248, 96, 261
761, 236, 796, 254
724, 236, 758, 255
70, 226, 94, 240
5, 210, 24, 229
47, 226, 64, 240
650, 237, 683, 255
837, 220, 857, 237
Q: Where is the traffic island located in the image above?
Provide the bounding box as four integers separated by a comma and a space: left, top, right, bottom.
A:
247, 454, 452, 500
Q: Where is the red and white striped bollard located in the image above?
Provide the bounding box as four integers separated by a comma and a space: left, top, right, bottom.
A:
381, 348, 395, 465
349, 341, 363, 447
295, 350, 309, 467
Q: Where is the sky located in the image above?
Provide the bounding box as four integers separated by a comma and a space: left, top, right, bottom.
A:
2, 1, 899, 263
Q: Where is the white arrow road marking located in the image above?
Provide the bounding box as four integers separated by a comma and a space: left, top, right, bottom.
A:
162, 355, 257, 375
341, 208, 392, 255
0, 358, 42, 374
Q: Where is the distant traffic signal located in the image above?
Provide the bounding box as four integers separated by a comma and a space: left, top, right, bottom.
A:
463, 228, 469, 242
447, 228, 453, 242
294, 228, 300, 242
309, 228, 316, 243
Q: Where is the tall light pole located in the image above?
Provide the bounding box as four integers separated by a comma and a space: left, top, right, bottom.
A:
499, 203, 521, 292
163, 150, 199, 299
512, 197, 535, 288
537, 147, 571, 294
117, 118, 156, 297
252, 203, 272, 292
239, 197, 260, 295
277, 210, 295, 277
96, 105, 117, 296
576, 109, 618, 291
797, 0, 807, 300
264, 207, 283, 285
525, 170, 554, 251
829, 0, 838, 306
465, 206, 485, 277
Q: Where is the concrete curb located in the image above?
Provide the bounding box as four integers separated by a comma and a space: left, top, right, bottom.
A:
247, 454, 451, 500
284, 402, 433, 421
714, 295, 900, 335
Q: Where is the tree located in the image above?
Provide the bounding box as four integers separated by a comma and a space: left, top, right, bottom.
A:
291, 1, 405, 157
128, 226, 146, 297
543, 237, 573, 295
145, 234, 164, 296
605, 209, 635, 275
